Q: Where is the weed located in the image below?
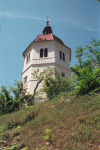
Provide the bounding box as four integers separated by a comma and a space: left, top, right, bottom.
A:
2, 131, 10, 140
6, 121, 20, 130
20, 147, 28, 150
0, 142, 17, 150
12, 126, 21, 137
78, 117, 86, 124
43, 128, 54, 143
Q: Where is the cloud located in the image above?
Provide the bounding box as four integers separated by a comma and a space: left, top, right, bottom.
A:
0, 11, 45, 20
63, 18, 100, 32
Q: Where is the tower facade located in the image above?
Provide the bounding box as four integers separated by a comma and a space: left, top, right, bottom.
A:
21, 20, 71, 94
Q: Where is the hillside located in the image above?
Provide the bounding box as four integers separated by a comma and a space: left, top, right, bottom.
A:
0, 92, 100, 150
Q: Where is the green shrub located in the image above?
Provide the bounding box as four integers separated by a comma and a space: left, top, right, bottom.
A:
2, 131, 10, 140
12, 126, 21, 137
43, 70, 72, 100
70, 38, 100, 95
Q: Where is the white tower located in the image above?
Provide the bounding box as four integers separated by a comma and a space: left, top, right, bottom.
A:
21, 20, 71, 94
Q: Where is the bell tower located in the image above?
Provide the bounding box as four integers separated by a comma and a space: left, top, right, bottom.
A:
21, 20, 71, 94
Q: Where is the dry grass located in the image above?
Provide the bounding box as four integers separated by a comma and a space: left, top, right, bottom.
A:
0, 92, 100, 150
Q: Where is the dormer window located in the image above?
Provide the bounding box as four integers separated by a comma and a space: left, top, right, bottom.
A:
40, 48, 48, 58
46, 31, 48, 34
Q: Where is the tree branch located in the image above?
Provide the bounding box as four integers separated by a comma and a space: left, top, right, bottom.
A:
33, 78, 43, 95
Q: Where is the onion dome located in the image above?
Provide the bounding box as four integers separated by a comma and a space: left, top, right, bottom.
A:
43, 18, 53, 35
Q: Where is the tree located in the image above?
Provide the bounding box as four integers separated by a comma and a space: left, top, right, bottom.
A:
43, 70, 72, 100
70, 38, 100, 95
10, 80, 27, 100
32, 67, 55, 95
0, 80, 31, 115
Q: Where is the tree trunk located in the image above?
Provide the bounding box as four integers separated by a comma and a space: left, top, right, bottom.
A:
33, 78, 43, 95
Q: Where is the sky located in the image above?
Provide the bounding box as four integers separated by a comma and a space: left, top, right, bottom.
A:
0, 0, 100, 87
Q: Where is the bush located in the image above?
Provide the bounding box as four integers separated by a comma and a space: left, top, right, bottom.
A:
70, 38, 100, 95
43, 70, 72, 100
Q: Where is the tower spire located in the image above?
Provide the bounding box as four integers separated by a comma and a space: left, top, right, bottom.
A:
46, 15, 49, 25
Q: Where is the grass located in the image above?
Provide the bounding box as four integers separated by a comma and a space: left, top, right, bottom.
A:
0, 92, 100, 150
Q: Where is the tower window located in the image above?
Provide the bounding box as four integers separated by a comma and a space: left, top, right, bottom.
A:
44, 48, 48, 57
24, 76, 27, 83
63, 52, 65, 61
59, 51, 62, 60
40, 48, 48, 58
46, 31, 48, 34
26, 53, 30, 64
40, 49, 43, 57
59, 51, 65, 61
28, 54, 30, 62
62, 73, 65, 77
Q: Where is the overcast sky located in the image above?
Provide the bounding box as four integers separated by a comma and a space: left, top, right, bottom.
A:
0, 0, 100, 86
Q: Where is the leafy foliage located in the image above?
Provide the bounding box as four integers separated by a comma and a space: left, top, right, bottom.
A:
70, 38, 100, 95
43, 69, 72, 100
0, 80, 34, 115
32, 67, 55, 95
10, 80, 27, 100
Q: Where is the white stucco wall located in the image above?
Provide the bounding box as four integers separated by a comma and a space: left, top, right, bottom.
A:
22, 40, 71, 94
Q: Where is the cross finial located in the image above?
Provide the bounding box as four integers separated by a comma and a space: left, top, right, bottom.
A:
46, 15, 49, 25
47, 15, 49, 21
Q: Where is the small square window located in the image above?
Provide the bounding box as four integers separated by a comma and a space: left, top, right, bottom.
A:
62, 73, 65, 77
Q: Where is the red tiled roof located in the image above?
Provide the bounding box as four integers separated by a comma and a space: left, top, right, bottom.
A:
34, 33, 65, 46
22, 34, 72, 62
34, 34, 53, 42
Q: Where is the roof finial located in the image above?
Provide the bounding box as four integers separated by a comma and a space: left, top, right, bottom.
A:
46, 15, 49, 25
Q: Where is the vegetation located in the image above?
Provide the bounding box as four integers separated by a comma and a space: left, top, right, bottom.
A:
32, 67, 55, 95
70, 38, 100, 95
43, 70, 72, 100
0, 92, 100, 149
0, 38, 100, 149
0, 80, 34, 115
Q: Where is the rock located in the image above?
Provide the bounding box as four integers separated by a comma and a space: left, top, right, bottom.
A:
46, 141, 50, 146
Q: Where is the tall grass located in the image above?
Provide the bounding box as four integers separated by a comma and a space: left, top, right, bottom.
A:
0, 92, 100, 150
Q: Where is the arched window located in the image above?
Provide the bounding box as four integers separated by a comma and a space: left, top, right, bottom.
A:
24, 76, 27, 83
40, 49, 43, 57
44, 48, 48, 57
26, 53, 30, 64
46, 31, 48, 34
63, 52, 65, 61
28, 53, 30, 62
59, 50, 62, 59
26, 56, 28, 64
